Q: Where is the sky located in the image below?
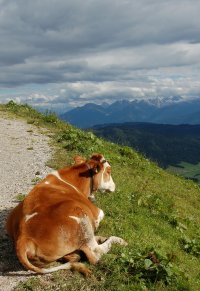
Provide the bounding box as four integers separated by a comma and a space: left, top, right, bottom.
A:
1, 0, 200, 112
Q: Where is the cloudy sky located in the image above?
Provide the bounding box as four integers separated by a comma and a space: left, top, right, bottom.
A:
1, 0, 200, 112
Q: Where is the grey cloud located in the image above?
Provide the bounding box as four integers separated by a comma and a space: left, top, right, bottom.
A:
2, 1, 200, 58
1, 0, 200, 107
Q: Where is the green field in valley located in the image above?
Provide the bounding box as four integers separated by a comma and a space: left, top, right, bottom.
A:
168, 162, 200, 184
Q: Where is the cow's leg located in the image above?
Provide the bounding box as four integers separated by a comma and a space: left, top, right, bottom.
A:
79, 215, 127, 264
82, 236, 127, 264
95, 236, 107, 244
62, 251, 81, 262
71, 214, 127, 265
94, 236, 127, 260
61, 237, 107, 264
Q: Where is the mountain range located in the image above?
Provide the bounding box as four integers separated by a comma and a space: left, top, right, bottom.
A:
59, 96, 200, 128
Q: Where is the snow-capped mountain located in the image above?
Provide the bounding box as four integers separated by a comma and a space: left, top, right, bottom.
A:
59, 97, 200, 128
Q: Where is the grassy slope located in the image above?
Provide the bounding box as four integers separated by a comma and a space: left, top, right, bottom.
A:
1, 102, 200, 291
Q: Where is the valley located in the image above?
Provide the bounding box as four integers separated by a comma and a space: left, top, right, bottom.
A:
91, 122, 200, 183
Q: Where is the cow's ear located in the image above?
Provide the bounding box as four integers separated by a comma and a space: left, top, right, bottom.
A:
74, 155, 86, 165
92, 162, 102, 174
90, 153, 103, 162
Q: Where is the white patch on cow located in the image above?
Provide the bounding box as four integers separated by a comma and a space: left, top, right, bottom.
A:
44, 181, 49, 184
69, 216, 81, 224
103, 161, 110, 168
95, 209, 104, 229
69, 214, 98, 249
51, 170, 62, 180
99, 162, 116, 192
25, 212, 38, 222
87, 237, 101, 258
78, 215, 99, 252
98, 209, 104, 222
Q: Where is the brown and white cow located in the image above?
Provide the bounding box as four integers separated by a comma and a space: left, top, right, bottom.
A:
6, 154, 127, 275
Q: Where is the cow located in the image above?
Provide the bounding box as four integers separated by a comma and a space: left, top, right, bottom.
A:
6, 153, 127, 276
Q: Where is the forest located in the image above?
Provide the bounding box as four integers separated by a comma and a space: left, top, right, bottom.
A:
92, 122, 200, 182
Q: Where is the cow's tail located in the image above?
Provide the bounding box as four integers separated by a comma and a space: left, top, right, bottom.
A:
16, 237, 91, 275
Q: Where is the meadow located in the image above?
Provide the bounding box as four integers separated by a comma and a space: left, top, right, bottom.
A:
1, 101, 200, 291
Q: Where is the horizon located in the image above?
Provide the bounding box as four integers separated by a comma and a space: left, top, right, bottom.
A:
19, 95, 200, 115
1, 1, 200, 112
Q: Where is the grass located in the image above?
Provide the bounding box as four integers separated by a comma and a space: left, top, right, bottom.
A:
168, 162, 200, 184
15, 193, 26, 202
1, 101, 200, 290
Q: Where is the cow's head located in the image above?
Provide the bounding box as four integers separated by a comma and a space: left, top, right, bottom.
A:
89, 154, 116, 193
74, 153, 116, 193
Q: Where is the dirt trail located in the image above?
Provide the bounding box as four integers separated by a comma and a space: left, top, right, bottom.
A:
0, 115, 52, 290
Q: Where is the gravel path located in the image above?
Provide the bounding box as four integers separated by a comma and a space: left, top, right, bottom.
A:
0, 116, 53, 290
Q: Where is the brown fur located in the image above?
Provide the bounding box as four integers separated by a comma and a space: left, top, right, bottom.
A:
6, 154, 116, 275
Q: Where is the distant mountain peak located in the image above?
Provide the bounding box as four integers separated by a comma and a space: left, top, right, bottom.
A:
59, 97, 200, 128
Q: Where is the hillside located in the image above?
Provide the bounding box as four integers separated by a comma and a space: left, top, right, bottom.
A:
91, 122, 200, 182
59, 97, 200, 128
0, 101, 200, 291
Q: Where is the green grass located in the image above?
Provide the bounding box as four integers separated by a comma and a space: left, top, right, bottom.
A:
1, 101, 200, 290
15, 193, 26, 202
168, 162, 200, 184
